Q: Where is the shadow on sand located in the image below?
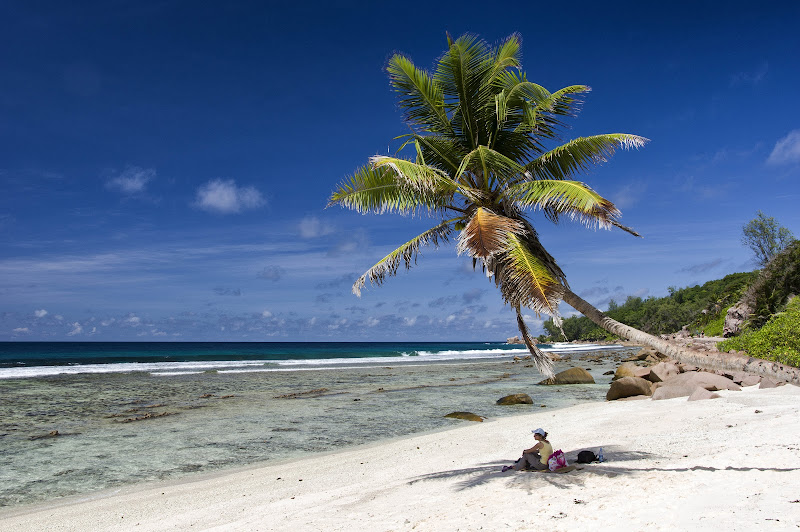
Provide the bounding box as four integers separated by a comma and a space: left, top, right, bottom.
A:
406, 447, 800, 493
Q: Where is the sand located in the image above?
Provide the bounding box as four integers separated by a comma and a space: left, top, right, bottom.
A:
1, 384, 798, 531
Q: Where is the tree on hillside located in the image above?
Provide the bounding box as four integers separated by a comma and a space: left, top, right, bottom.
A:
742, 211, 795, 268
328, 33, 800, 384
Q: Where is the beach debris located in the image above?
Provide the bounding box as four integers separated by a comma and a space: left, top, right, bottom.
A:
29, 430, 61, 440
444, 411, 484, 422
538, 367, 595, 385
606, 377, 653, 401
496, 393, 533, 405
273, 388, 329, 399
118, 412, 176, 423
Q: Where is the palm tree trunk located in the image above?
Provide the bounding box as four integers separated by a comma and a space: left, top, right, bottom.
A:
562, 288, 800, 385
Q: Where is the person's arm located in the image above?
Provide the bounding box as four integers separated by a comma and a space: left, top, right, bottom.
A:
523, 442, 543, 454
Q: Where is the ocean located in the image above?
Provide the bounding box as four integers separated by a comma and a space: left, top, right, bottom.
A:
0, 341, 637, 508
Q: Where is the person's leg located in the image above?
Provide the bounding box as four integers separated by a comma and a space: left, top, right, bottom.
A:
513, 452, 540, 470
529, 457, 548, 471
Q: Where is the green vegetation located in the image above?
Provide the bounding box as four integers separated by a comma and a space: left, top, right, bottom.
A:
718, 297, 800, 367
743, 239, 800, 328
742, 210, 795, 268
539, 272, 757, 341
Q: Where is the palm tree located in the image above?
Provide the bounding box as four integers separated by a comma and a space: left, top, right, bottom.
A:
328, 33, 800, 384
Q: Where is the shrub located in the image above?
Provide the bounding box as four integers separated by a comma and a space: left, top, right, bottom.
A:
702, 309, 728, 337
718, 297, 800, 367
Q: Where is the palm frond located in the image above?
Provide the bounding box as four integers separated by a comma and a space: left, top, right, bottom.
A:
456, 207, 524, 259
516, 306, 554, 377
414, 134, 467, 174
610, 220, 642, 238
507, 179, 622, 229
498, 233, 565, 316
352, 221, 455, 296
524, 85, 592, 140
524, 134, 649, 181
329, 164, 450, 215
371, 156, 459, 196
387, 54, 453, 135
455, 145, 525, 192
435, 34, 493, 149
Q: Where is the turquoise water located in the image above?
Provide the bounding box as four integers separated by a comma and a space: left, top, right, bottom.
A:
0, 342, 637, 508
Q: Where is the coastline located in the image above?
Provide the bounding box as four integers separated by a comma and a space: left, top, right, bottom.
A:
2, 384, 798, 531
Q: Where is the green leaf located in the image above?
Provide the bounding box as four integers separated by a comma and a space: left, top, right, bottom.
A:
328, 164, 446, 215
508, 179, 622, 229
352, 221, 456, 296
524, 134, 649, 181
387, 54, 453, 135
498, 233, 565, 317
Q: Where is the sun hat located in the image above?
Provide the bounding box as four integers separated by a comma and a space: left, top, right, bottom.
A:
532, 428, 546, 436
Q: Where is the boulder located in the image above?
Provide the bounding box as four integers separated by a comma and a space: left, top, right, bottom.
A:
647, 361, 680, 383
678, 364, 698, 373
506, 336, 523, 344
496, 393, 533, 405
538, 367, 595, 385
656, 372, 741, 392
606, 377, 653, 401
445, 412, 484, 422
741, 375, 761, 387
613, 362, 651, 380
652, 385, 698, 400
759, 378, 778, 389
688, 388, 720, 401
723, 301, 751, 337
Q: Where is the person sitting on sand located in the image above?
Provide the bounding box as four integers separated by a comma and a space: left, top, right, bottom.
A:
502, 428, 552, 472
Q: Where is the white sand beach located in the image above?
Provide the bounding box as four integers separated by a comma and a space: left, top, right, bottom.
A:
2, 384, 798, 531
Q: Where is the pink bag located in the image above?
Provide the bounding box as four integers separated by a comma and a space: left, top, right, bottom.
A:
547, 449, 567, 471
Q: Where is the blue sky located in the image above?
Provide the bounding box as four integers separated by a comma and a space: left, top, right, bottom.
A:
2, 1, 799, 341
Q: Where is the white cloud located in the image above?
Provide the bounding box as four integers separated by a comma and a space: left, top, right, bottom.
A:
107, 166, 155, 194
612, 182, 647, 210
261, 310, 273, 318
194, 179, 265, 213
299, 216, 334, 238
67, 322, 83, 336
34, 309, 48, 318
13, 327, 31, 334
403, 316, 417, 326
730, 63, 768, 87
366, 317, 380, 327
125, 315, 141, 326
767, 130, 800, 165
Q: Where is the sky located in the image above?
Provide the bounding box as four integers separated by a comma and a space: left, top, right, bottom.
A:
1, 0, 799, 341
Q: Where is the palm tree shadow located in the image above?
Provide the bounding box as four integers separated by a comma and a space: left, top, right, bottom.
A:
406, 448, 659, 492
407, 447, 800, 493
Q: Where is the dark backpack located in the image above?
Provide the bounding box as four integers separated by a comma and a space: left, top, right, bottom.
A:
576, 450, 597, 463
